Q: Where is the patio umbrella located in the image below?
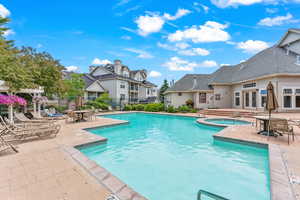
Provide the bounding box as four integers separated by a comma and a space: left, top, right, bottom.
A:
266, 82, 279, 137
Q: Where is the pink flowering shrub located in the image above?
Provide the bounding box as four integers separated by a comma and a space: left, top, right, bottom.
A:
0, 95, 27, 106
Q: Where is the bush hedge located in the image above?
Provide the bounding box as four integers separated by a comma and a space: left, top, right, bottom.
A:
124, 103, 197, 113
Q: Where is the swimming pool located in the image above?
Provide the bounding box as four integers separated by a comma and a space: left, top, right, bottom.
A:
79, 113, 270, 200
204, 118, 251, 125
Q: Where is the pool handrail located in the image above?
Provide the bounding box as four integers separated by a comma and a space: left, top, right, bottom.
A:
197, 189, 230, 200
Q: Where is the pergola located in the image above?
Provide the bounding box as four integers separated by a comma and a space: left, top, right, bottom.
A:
0, 80, 44, 122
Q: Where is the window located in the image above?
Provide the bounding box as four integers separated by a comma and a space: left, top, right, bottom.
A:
199, 93, 206, 104
296, 96, 300, 108
284, 96, 292, 108
235, 92, 240, 106
120, 94, 125, 101
252, 92, 257, 107
284, 89, 293, 94
243, 83, 256, 88
283, 88, 292, 108
297, 55, 300, 65
147, 89, 150, 95
245, 92, 249, 107
178, 92, 182, 96
261, 96, 267, 107
120, 82, 126, 89
295, 89, 300, 108
215, 94, 221, 101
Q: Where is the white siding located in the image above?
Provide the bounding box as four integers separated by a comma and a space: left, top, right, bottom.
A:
213, 86, 232, 108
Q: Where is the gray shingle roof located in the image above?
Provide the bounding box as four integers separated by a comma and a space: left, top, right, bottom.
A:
166, 74, 212, 92
167, 45, 300, 92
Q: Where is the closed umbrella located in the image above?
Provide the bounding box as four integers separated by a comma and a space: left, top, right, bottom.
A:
266, 82, 279, 137
75, 96, 83, 110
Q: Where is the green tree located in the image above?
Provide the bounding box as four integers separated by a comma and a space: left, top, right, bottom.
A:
0, 17, 33, 92
63, 73, 85, 101
18, 47, 66, 97
159, 79, 169, 103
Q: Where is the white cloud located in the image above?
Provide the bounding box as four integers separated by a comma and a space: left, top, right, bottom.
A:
162, 57, 217, 71
124, 48, 153, 58
266, 8, 278, 14
175, 42, 190, 49
3, 29, 15, 36
178, 48, 210, 56
149, 70, 162, 77
36, 44, 43, 48
211, 0, 264, 8
121, 35, 132, 40
92, 58, 112, 65
211, 0, 300, 8
135, 14, 165, 36
65, 65, 79, 72
237, 40, 269, 53
157, 42, 209, 56
0, 4, 10, 18
168, 21, 230, 43
258, 13, 297, 26
115, 0, 131, 8
163, 8, 191, 21
135, 8, 191, 36
193, 2, 209, 13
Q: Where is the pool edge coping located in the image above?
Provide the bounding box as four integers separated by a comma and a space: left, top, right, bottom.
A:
64, 111, 296, 200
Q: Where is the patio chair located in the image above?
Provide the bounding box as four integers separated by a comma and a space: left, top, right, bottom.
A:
0, 116, 61, 141
83, 110, 96, 121
270, 118, 294, 145
65, 111, 80, 123
14, 112, 55, 124
0, 135, 18, 153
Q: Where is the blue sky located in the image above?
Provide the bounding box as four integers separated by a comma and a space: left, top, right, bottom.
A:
1, 0, 300, 86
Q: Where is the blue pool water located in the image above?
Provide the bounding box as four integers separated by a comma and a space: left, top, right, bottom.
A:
205, 118, 251, 125
79, 113, 270, 200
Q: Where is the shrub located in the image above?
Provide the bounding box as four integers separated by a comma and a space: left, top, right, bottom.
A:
124, 104, 133, 111
135, 104, 145, 111
185, 99, 194, 107
166, 105, 177, 113
177, 105, 191, 113
190, 108, 197, 113
144, 103, 164, 112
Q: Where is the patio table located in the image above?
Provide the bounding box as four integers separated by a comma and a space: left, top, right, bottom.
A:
73, 110, 90, 122
254, 116, 278, 136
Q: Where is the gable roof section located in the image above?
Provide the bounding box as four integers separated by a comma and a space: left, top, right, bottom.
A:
166, 74, 212, 92
278, 28, 300, 47
211, 46, 300, 84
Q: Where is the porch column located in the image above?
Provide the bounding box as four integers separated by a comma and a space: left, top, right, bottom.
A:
8, 104, 13, 123
37, 94, 41, 117
33, 93, 37, 114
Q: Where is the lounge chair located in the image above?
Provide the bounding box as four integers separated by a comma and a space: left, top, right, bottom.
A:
43, 109, 64, 118
270, 118, 294, 144
0, 116, 61, 141
14, 112, 56, 124
0, 135, 18, 153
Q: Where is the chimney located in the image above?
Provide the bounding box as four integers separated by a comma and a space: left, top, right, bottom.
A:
89, 66, 96, 72
114, 59, 122, 65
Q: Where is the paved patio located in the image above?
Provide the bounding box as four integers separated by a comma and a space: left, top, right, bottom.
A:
0, 111, 299, 200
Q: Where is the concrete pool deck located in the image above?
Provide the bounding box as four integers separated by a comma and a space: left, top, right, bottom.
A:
0, 111, 299, 200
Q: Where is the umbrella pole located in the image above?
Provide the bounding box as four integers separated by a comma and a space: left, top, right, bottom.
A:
268, 110, 271, 140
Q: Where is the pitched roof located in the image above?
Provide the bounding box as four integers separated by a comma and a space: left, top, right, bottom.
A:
167, 45, 300, 92
166, 74, 212, 92
211, 46, 300, 84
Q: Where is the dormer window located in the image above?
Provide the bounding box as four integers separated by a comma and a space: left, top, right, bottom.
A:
296, 55, 300, 65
